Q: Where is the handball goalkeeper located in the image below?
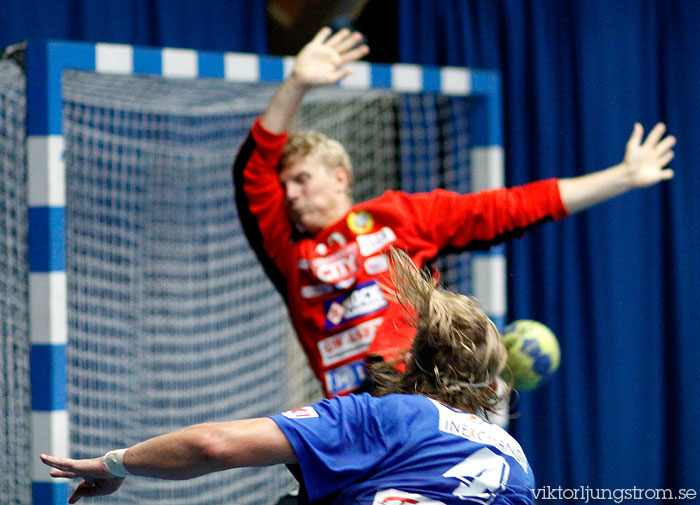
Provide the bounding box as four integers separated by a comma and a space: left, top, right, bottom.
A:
233, 27, 675, 397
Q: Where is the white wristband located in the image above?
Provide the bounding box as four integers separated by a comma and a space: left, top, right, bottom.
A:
103, 448, 131, 478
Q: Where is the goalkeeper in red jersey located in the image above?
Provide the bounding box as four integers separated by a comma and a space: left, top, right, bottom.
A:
233, 27, 675, 398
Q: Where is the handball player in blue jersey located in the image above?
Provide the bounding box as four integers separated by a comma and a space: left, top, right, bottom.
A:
41, 249, 535, 505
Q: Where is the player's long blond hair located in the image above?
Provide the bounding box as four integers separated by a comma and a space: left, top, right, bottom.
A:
370, 249, 510, 415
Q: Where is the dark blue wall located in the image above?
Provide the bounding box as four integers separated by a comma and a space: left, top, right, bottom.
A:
1, 0, 267, 53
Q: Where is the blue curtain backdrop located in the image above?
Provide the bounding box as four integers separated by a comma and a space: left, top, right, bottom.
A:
0, 0, 267, 53
398, 0, 700, 500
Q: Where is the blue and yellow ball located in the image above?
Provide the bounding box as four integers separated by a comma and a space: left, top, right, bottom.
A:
501, 319, 560, 391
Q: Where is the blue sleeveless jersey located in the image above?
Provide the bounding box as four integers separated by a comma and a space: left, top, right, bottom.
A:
271, 393, 535, 505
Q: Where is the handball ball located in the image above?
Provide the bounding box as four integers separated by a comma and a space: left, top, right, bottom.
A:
501, 319, 560, 391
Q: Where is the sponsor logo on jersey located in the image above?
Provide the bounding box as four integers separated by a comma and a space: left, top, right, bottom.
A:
356, 227, 397, 256
373, 489, 447, 505
364, 253, 389, 275
323, 280, 387, 330
326, 301, 345, 326
318, 317, 383, 366
281, 406, 319, 419
311, 242, 359, 284
347, 210, 374, 235
430, 399, 529, 472
325, 360, 366, 396
315, 243, 328, 256
327, 231, 347, 247
334, 278, 355, 289
300, 283, 335, 299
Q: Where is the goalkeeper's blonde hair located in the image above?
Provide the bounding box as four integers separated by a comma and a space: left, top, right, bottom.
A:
370, 249, 509, 415
279, 131, 354, 192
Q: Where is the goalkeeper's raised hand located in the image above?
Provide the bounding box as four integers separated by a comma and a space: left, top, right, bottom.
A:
291, 27, 369, 88
261, 27, 369, 133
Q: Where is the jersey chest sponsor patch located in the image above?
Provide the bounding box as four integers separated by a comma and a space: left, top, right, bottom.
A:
347, 210, 374, 234
323, 280, 387, 330
309, 242, 360, 284
325, 360, 366, 396
317, 317, 383, 366
356, 226, 396, 256
300, 283, 335, 299
364, 253, 389, 275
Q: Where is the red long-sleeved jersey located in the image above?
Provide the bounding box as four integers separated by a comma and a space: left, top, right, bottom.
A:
233, 118, 568, 397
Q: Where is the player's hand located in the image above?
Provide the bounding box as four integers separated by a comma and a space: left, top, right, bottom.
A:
291, 27, 369, 88
621, 122, 675, 187
40, 454, 125, 503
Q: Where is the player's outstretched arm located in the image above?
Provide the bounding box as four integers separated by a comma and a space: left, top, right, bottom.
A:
40, 418, 295, 503
260, 27, 369, 133
558, 122, 676, 214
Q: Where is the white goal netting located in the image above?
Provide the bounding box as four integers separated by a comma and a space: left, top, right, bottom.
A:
0, 57, 32, 505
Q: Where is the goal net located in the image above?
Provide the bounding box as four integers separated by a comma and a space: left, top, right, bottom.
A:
61, 70, 473, 504
0, 57, 32, 505
63, 72, 295, 504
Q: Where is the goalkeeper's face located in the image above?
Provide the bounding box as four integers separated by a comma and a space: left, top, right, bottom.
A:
279, 155, 352, 235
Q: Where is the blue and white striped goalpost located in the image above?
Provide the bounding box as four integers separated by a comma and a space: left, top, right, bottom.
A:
25, 40, 504, 505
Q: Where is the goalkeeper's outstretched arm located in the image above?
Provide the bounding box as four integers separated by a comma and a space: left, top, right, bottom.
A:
557, 122, 675, 214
